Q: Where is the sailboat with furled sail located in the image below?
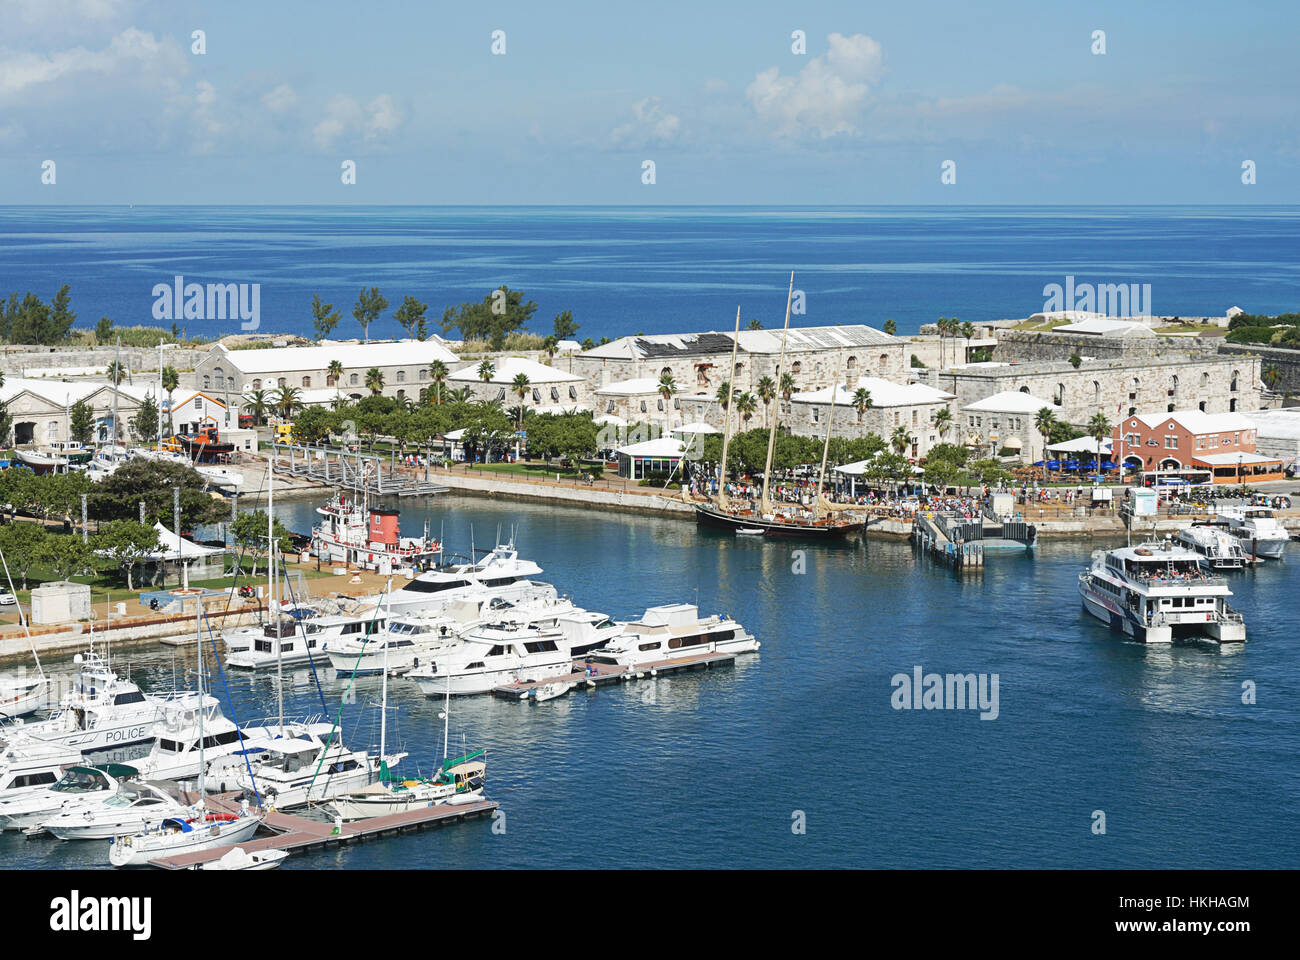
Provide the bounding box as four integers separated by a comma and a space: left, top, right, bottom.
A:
689, 274, 864, 538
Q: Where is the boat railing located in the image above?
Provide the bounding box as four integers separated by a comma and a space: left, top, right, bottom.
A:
1127, 570, 1227, 588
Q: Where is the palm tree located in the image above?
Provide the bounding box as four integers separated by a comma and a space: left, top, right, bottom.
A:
243, 389, 271, 426
961, 320, 975, 341
107, 360, 128, 385
511, 372, 531, 432
779, 372, 796, 402
327, 359, 344, 387
477, 359, 495, 385
447, 386, 473, 404
1034, 407, 1057, 480
756, 375, 776, 427
931, 407, 954, 441
274, 385, 303, 419
161, 365, 179, 436
1088, 412, 1112, 477
851, 388, 873, 423
543, 335, 558, 361
657, 372, 678, 435
890, 425, 914, 457
1263, 363, 1282, 392
735, 391, 758, 430
883, 318, 897, 336
935, 317, 948, 368
365, 367, 385, 396
716, 379, 733, 412
428, 359, 449, 404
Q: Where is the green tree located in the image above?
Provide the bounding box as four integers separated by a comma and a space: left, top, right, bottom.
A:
289, 405, 332, 444
441, 287, 538, 350
89, 459, 225, 529
1088, 412, 1112, 476
327, 359, 344, 387
851, 388, 873, 423
93, 520, 160, 590
1069, 352, 1083, 368
747, 318, 762, 330
394, 295, 429, 340
1034, 407, 1058, 479
274, 385, 303, 419
931, 407, 954, 441
511, 372, 531, 433
779, 372, 797, 401
735, 391, 758, 429
40, 534, 94, 582
552, 309, 579, 340
106, 360, 128, 385
0, 399, 11, 447
755, 375, 776, 428
477, 359, 495, 385
69, 399, 94, 446
243, 390, 271, 427
95, 316, 114, 344
1263, 363, 1283, 391
883, 318, 897, 335
311, 294, 341, 340
161, 365, 180, 435
0, 522, 46, 589
131, 394, 159, 442
365, 367, 385, 396
352, 287, 388, 342
428, 359, 449, 404
961, 320, 975, 340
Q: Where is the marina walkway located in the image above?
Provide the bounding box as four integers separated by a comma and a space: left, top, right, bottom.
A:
491, 650, 737, 699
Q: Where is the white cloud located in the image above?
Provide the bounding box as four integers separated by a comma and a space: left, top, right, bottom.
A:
0, 27, 185, 100
261, 83, 298, 114
610, 96, 681, 148
313, 93, 404, 149
746, 32, 884, 139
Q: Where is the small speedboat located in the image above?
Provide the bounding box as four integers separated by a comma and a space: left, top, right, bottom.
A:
528, 681, 573, 703
198, 847, 288, 871
735, 527, 766, 536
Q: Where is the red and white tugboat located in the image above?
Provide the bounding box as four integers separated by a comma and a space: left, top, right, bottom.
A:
311, 488, 441, 573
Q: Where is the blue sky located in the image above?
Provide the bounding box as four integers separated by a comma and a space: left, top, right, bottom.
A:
1, 0, 1297, 204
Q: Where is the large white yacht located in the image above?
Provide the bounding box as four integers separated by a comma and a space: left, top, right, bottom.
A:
1078, 541, 1247, 643
42, 779, 188, 840
1174, 524, 1247, 570
230, 728, 399, 809
1220, 505, 1290, 559
0, 740, 83, 803
0, 674, 49, 721
380, 542, 556, 617
324, 609, 463, 676
0, 763, 139, 832
0, 651, 165, 761
408, 607, 624, 697
585, 604, 760, 669
225, 612, 388, 670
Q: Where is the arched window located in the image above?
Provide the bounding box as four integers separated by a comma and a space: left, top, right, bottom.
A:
396, 370, 406, 383
202, 376, 211, 390
277, 377, 286, 388
302, 376, 311, 388
879, 353, 888, 367
661, 366, 672, 378
252, 379, 261, 390
1019, 385, 1030, 393
1230, 370, 1239, 391
1201, 372, 1210, 387
1092, 381, 1100, 405
1199, 401, 1207, 412
1170, 375, 1178, 396
791, 361, 802, 375
419, 368, 428, 380
396, 389, 405, 399
212, 366, 225, 390
350, 373, 359, 386
846, 356, 856, 371
1055, 384, 1065, 406
1230, 398, 1238, 411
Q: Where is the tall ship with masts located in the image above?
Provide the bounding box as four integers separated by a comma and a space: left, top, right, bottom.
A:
689, 275, 864, 538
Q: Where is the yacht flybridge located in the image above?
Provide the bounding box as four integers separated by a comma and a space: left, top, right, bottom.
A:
1220, 505, 1290, 559
588, 604, 760, 669
1174, 524, 1247, 570
382, 542, 555, 617
1078, 541, 1247, 644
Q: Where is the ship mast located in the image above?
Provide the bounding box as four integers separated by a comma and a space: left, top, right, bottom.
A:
715, 307, 742, 512
813, 379, 838, 520
760, 272, 794, 516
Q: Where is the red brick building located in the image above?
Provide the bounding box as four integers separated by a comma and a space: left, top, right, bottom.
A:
1112, 410, 1283, 485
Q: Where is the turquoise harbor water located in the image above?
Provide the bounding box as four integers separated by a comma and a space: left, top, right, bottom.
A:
1, 205, 1298, 338
4, 494, 1298, 869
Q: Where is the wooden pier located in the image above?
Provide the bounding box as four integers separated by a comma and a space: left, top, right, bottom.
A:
491, 651, 736, 699
146, 794, 498, 869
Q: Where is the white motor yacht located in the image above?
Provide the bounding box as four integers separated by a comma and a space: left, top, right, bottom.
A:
585, 604, 760, 669
0, 674, 49, 721
0, 763, 139, 832
1078, 540, 1247, 643
0, 740, 83, 802
1174, 524, 1247, 570
225, 613, 387, 670
231, 730, 401, 809
380, 542, 557, 617
42, 779, 187, 840
1220, 505, 1290, 559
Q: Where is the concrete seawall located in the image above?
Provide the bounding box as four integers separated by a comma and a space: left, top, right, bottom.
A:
433, 470, 694, 516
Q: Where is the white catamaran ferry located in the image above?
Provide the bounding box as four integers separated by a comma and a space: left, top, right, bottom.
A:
1078, 541, 1247, 644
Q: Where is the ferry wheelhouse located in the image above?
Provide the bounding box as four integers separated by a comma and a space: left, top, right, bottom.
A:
1078, 541, 1246, 644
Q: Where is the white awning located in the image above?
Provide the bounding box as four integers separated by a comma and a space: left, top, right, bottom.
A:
146, 522, 224, 561
672, 421, 720, 435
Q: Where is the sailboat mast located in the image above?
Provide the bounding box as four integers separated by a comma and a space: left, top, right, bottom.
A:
112, 336, 121, 453
269, 460, 282, 732
379, 578, 392, 765
716, 306, 742, 511
196, 596, 205, 801
760, 272, 794, 515
443, 671, 450, 762
813, 379, 838, 517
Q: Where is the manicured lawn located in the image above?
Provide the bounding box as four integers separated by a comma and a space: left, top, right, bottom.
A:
463, 461, 592, 481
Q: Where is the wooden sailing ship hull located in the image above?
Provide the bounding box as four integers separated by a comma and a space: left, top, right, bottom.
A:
694, 503, 862, 538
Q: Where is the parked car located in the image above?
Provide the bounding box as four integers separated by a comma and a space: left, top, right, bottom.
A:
0, 593, 16, 606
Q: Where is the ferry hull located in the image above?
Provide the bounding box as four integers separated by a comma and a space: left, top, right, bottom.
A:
1078, 578, 1244, 644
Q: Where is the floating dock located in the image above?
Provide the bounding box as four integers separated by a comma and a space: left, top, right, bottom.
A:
912, 511, 1037, 571
146, 793, 497, 869
491, 651, 736, 699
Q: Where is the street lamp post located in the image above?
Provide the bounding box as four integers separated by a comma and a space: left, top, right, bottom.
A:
157, 342, 176, 448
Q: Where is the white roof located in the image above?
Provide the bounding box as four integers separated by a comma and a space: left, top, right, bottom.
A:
443, 428, 467, 440
1242, 410, 1300, 441
963, 390, 1056, 414
1128, 409, 1257, 435
616, 437, 686, 458
1191, 451, 1280, 466
215, 339, 457, 374
1054, 318, 1155, 337
595, 378, 662, 396
0, 377, 105, 407
673, 421, 720, 435
146, 522, 224, 561
852, 377, 955, 407
593, 414, 628, 427
580, 324, 896, 360
555, 340, 582, 353
448, 356, 583, 384
835, 457, 925, 476
1047, 436, 1113, 454
790, 385, 855, 405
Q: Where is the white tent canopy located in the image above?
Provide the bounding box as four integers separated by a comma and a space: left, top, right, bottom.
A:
616, 437, 687, 458
673, 421, 720, 435
1046, 436, 1113, 455
442, 428, 467, 441
146, 522, 224, 561
834, 458, 925, 476
593, 414, 627, 427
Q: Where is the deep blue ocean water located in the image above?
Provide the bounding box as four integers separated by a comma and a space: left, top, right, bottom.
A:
4, 493, 1298, 869
1, 206, 1298, 341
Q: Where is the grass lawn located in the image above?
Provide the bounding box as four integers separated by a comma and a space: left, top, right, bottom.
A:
463, 461, 591, 481
1009, 319, 1073, 332
1154, 324, 1225, 336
